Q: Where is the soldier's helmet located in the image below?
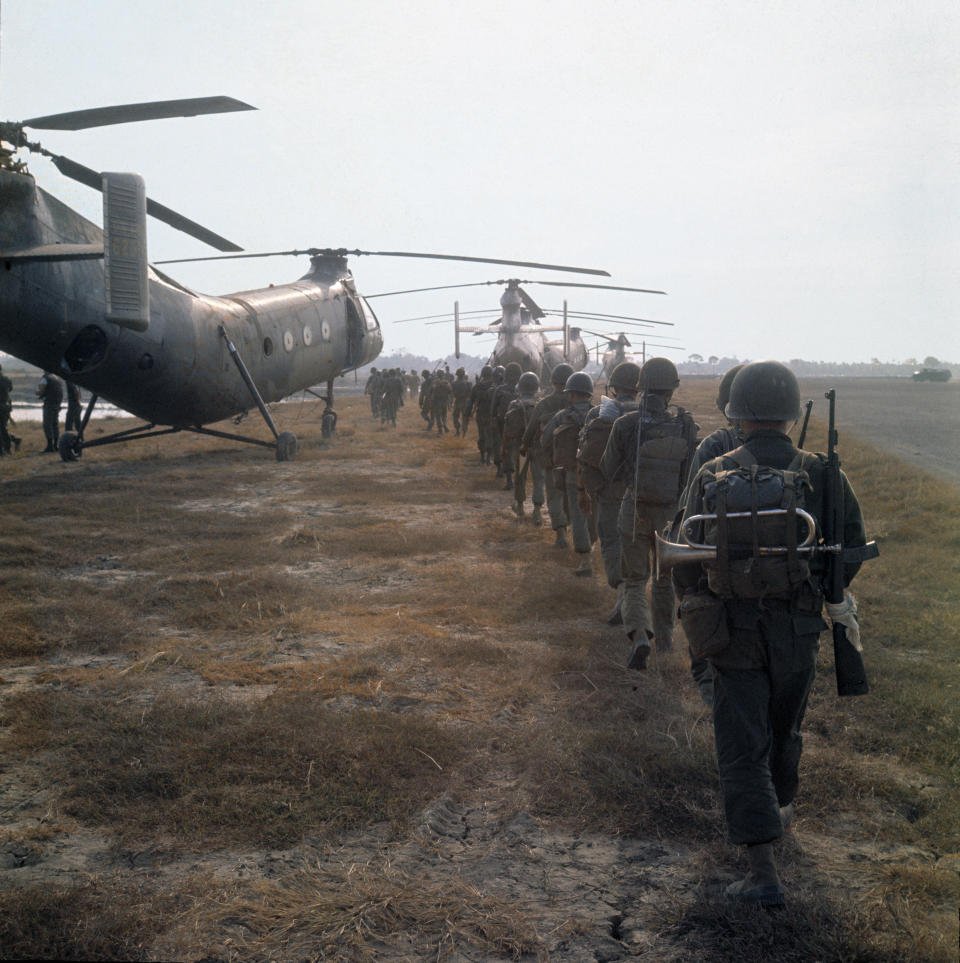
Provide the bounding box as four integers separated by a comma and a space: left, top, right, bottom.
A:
725, 361, 801, 422
504, 362, 522, 386
456, 367, 465, 377
608, 361, 641, 393
493, 365, 506, 383
518, 371, 540, 395
370, 366, 378, 373
638, 357, 679, 391
716, 364, 745, 413
480, 364, 493, 378
565, 372, 594, 396
550, 362, 574, 386
421, 369, 430, 378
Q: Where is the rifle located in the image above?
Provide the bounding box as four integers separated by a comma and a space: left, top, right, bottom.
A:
823, 389, 877, 696
797, 399, 813, 449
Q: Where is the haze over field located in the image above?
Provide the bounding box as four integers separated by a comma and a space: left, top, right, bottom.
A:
1, 1, 957, 364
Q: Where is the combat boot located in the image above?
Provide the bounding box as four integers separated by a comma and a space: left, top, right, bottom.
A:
511, 501, 525, 518
574, 553, 592, 577
725, 843, 785, 906
626, 631, 651, 670
554, 527, 569, 549
531, 505, 543, 527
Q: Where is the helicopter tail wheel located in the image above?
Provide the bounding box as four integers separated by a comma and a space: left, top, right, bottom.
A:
58, 432, 82, 462
275, 431, 298, 462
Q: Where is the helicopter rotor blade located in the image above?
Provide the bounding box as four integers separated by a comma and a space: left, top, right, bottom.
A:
155, 251, 610, 276
48, 153, 243, 252
22, 96, 256, 131
543, 309, 673, 327
522, 280, 666, 295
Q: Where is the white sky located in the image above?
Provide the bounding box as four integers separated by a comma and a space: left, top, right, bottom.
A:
2, 0, 958, 363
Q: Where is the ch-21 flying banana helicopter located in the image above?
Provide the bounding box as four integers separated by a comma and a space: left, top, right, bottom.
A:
0, 96, 614, 462
391, 280, 680, 382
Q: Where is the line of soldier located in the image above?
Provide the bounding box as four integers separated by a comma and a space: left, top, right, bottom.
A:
472, 355, 869, 907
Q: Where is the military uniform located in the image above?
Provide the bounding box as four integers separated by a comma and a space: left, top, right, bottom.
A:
467, 372, 494, 463
0, 368, 15, 455
364, 369, 383, 418
380, 370, 405, 427
600, 393, 697, 654
451, 372, 472, 436
522, 385, 569, 534
37, 373, 64, 453
542, 398, 595, 559
675, 429, 866, 847
430, 376, 453, 433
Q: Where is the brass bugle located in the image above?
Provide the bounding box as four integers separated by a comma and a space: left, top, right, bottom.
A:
655, 508, 819, 579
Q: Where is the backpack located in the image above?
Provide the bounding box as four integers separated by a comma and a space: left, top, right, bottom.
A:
632, 407, 694, 505
552, 409, 586, 469
503, 398, 532, 443
700, 447, 818, 600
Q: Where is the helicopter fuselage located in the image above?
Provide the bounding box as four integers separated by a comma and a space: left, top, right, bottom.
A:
0, 169, 383, 427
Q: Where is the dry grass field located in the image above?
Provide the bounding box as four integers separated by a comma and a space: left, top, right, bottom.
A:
0, 382, 957, 961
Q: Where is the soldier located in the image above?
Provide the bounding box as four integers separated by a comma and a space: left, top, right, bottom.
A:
364, 367, 382, 418
430, 371, 453, 434
419, 370, 435, 430
451, 367, 473, 437
406, 369, 420, 398
467, 365, 495, 464
37, 371, 64, 453
380, 369, 405, 427
542, 372, 596, 574
679, 363, 745, 706
599, 358, 697, 668
491, 362, 522, 487
483, 365, 506, 472
521, 363, 573, 539
672, 361, 867, 906
501, 371, 540, 515
65, 380, 83, 433
0, 363, 19, 455
577, 361, 641, 624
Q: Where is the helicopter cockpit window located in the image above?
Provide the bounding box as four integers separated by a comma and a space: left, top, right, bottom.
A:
359, 297, 380, 332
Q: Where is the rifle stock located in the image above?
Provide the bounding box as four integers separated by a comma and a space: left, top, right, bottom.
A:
824, 389, 870, 697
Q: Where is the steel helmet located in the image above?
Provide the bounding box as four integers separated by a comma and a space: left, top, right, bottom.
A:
564, 371, 594, 396
638, 357, 679, 391
725, 361, 801, 422
550, 362, 574, 386
608, 361, 641, 393
480, 364, 493, 378
716, 364, 745, 413
504, 362, 522, 385
517, 371, 540, 395
456, 367, 465, 377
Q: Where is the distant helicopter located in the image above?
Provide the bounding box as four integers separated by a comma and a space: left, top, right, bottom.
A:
0, 97, 610, 461
387, 278, 668, 382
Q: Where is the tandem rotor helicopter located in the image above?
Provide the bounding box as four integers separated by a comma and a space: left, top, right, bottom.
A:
390, 278, 674, 382
0, 96, 620, 462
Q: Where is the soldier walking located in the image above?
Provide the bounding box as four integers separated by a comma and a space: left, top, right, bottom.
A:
37, 371, 64, 453
599, 358, 697, 668
451, 368, 472, 436
501, 372, 540, 515
672, 360, 868, 906
521, 363, 573, 538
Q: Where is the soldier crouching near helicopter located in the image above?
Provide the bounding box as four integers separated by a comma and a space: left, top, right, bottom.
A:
671, 361, 867, 906
521, 363, 574, 539
600, 358, 697, 668
576, 361, 641, 625
37, 371, 64, 454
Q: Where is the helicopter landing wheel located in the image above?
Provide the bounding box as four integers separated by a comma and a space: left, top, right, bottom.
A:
275, 431, 298, 462
321, 408, 337, 439
58, 432, 82, 462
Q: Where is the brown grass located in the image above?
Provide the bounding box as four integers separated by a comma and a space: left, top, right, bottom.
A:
1, 384, 958, 960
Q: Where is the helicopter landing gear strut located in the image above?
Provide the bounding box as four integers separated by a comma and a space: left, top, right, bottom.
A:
321, 378, 337, 439
219, 326, 297, 461
58, 389, 101, 461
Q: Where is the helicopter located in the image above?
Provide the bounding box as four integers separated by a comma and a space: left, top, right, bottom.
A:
0, 96, 612, 461
387, 278, 670, 383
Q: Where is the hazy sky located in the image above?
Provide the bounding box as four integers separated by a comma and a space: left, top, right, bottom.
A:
2, 0, 958, 363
